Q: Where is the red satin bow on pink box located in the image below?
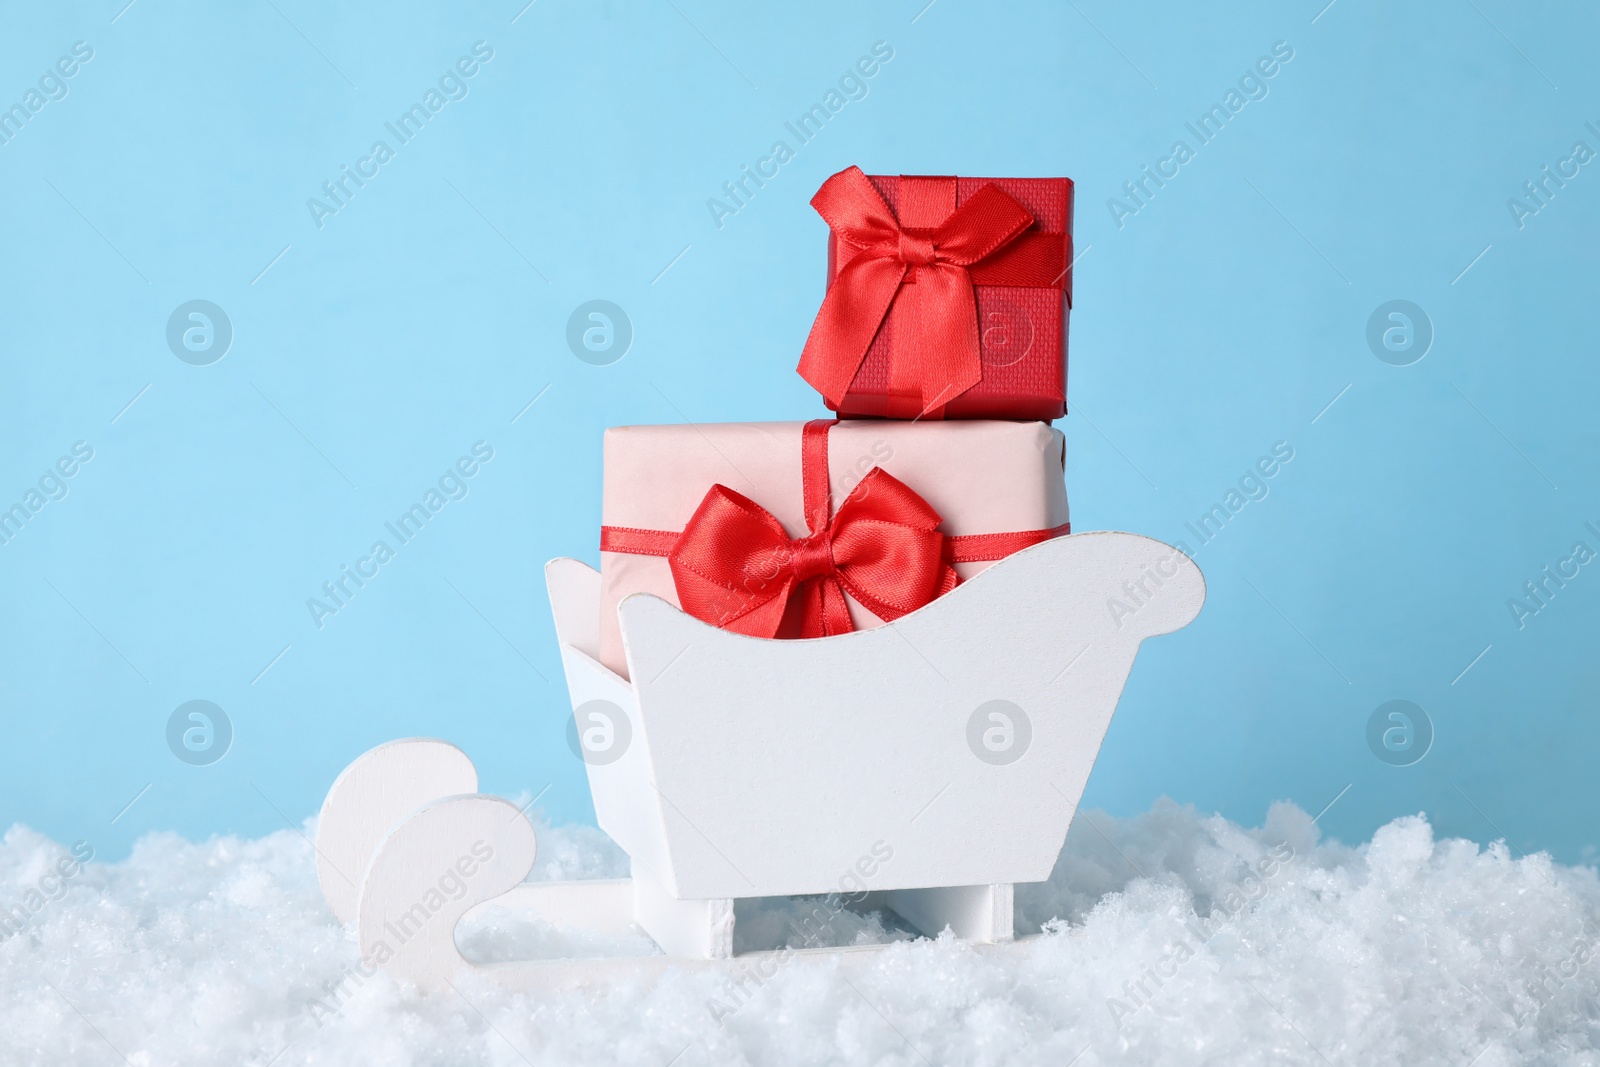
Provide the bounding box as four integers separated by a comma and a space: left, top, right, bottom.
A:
667, 465, 958, 639
601, 421, 1069, 640
796, 166, 1071, 420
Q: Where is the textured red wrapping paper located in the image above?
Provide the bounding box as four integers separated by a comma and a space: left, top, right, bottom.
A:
823, 173, 1073, 421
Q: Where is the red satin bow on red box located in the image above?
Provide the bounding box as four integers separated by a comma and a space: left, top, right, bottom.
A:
797, 166, 1068, 419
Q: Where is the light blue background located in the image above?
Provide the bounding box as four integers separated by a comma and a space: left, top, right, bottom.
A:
3, 0, 1596, 863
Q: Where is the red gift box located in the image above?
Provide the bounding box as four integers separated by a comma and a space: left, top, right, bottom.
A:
797, 167, 1074, 421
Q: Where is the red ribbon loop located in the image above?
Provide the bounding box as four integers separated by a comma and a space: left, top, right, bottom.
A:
667, 466, 957, 640
797, 166, 1041, 415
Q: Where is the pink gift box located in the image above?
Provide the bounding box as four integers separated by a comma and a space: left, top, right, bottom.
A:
597, 420, 1069, 679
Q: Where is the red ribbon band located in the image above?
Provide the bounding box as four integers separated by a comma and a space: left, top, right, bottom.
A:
600, 420, 1069, 638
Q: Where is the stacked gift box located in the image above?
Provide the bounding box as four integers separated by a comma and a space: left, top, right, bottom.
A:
597, 166, 1075, 678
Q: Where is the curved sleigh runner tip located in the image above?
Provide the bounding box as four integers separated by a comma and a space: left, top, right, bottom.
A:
315, 738, 478, 925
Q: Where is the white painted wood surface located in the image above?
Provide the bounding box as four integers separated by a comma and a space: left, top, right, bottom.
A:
315, 738, 479, 924
545, 559, 675, 889
548, 532, 1204, 900
355, 794, 538, 988
879, 884, 1014, 942
632, 869, 734, 959
311, 532, 1203, 990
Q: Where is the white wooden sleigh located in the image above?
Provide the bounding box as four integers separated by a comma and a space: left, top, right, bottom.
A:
313, 532, 1204, 991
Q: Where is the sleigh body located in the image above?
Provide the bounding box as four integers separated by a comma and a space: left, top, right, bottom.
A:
314, 532, 1203, 988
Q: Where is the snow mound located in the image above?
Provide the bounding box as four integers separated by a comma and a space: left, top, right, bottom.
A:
2, 801, 1597, 1066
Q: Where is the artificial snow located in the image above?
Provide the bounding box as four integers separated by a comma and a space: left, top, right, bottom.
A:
3, 800, 1598, 1066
